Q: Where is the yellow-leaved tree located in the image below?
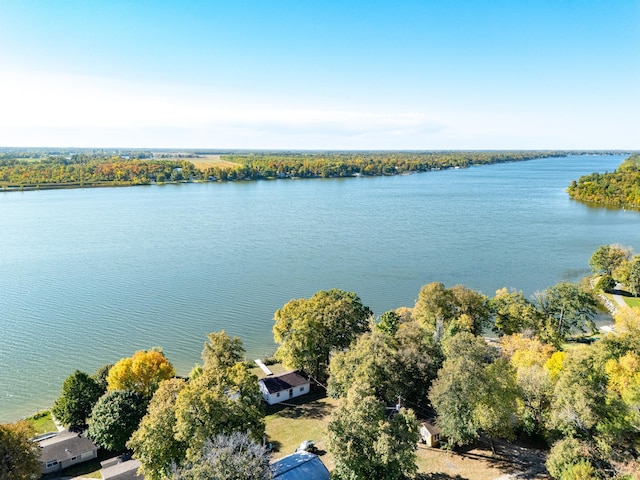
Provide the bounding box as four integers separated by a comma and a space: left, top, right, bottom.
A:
107, 349, 175, 398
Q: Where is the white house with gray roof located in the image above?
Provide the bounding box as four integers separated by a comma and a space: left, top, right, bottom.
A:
258, 370, 310, 405
38, 430, 98, 475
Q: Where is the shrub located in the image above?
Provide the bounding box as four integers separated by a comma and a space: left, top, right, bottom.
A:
595, 275, 616, 293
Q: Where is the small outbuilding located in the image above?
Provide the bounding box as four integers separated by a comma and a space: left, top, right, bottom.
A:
258, 370, 311, 405
101, 455, 144, 480
38, 430, 98, 475
419, 421, 442, 447
271, 451, 330, 480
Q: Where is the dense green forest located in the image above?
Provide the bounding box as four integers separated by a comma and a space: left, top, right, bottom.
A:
0, 149, 615, 191
568, 153, 640, 209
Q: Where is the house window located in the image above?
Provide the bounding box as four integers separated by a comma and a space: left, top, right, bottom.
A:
300, 387, 304, 392
71, 456, 77, 461
46, 461, 59, 468
276, 392, 280, 397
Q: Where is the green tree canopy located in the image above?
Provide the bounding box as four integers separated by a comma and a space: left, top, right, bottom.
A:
393, 320, 444, 406
51, 369, 105, 427
128, 378, 188, 480
595, 275, 616, 293
490, 288, 543, 336
273, 289, 372, 381
329, 321, 444, 408
412, 283, 491, 339
545, 436, 596, 480
589, 244, 633, 276
88, 390, 147, 452
201, 331, 245, 371
328, 330, 397, 401
174, 332, 264, 460
568, 153, 640, 209
429, 333, 517, 447
328, 384, 419, 480
628, 256, 640, 297
533, 282, 599, 346
0, 420, 40, 480
175, 364, 265, 460
376, 310, 401, 335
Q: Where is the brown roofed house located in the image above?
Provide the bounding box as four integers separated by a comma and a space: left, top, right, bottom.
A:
419, 421, 442, 448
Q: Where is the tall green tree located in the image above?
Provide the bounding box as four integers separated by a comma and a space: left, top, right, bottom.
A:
548, 347, 615, 440
627, 256, 640, 297
329, 321, 443, 407
174, 332, 264, 460
88, 390, 147, 451
429, 333, 517, 447
170, 432, 272, 480
376, 310, 401, 335
546, 437, 596, 480
589, 244, 632, 276
51, 369, 105, 426
328, 384, 419, 480
273, 289, 372, 381
201, 331, 245, 371
490, 288, 543, 336
0, 420, 40, 480
328, 330, 396, 401
175, 365, 265, 460
412, 283, 490, 338
533, 282, 598, 346
393, 321, 444, 406
128, 379, 188, 480
500, 334, 556, 435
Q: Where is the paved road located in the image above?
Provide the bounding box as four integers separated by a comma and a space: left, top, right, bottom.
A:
611, 292, 630, 309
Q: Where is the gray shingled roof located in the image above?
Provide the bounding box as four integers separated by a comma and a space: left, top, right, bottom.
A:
39, 430, 97, 463
101, 456, 144, 480
259, 370, 309, 394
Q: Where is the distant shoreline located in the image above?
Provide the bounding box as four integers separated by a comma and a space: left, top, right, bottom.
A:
0, 150, 607, 193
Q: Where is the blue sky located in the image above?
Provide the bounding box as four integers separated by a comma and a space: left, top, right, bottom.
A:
1, 0, 638, 149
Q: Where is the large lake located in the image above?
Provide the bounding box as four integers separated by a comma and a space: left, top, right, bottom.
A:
1, 154, 638, 422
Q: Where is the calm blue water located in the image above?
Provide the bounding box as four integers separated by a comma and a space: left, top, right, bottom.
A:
1, 154, 638, 422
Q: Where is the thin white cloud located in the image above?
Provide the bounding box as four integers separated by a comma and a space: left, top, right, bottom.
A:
0, 69, 446, 143
2, 69, 634, 149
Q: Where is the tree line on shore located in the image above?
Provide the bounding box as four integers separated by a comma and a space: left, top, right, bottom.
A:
203, 151, 563, 181
2, 244, 639, 480
0, 150, 578, 190
568, 153, 640, 210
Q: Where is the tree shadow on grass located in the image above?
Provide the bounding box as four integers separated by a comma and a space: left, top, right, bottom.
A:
267, 439, 283, 453
452, 438, 549, 479
266, 390, 334, 420
414, 474, 468, 480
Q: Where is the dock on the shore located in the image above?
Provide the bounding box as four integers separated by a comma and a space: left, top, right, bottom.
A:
254, 359, 273, 376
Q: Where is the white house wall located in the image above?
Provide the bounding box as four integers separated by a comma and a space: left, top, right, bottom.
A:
261, 382, 310, 405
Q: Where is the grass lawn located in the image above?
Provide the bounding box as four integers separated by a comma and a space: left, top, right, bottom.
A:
264, 392, 550, 479
264, 390, 338, 471
26, 411, 57, 434
250, 362, 291, 380
56, 458, 103, 479
624, 296, 640, 308
415, 439, 549, 479
53, 449, 124, 479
